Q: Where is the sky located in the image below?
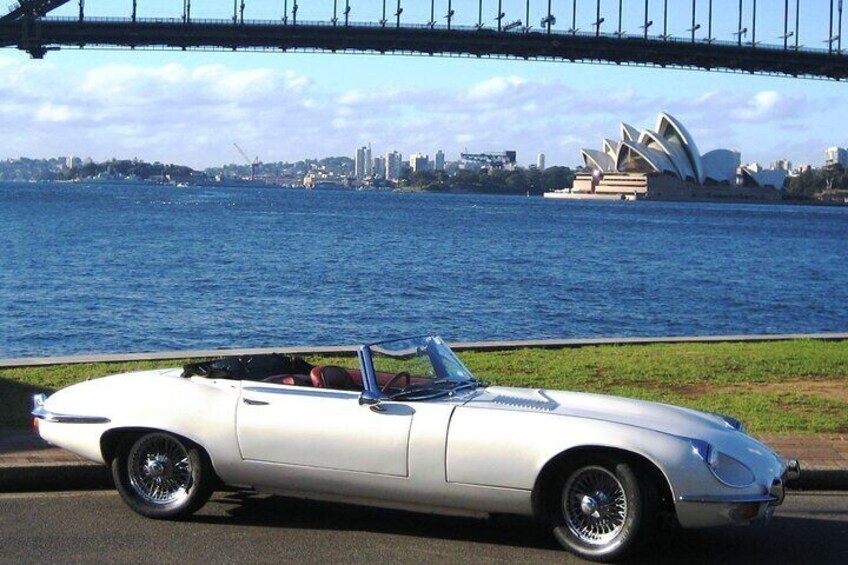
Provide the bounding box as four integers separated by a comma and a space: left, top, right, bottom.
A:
1, 0, 847, 169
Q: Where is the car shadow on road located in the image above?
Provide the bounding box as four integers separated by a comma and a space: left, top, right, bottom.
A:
198, 491, 559, 551
630, 516, 848, 564
194, 492, 848, 562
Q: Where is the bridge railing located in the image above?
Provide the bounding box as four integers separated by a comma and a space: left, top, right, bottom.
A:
34, 15, 847, 58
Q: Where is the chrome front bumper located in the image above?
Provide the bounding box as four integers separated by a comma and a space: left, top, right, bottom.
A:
676, 458, 801, 528
764, 457, 800, 507
784, 458, 802, 481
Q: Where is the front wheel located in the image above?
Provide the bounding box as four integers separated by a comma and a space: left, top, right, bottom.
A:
550, 455, 657, 562
112, 432, 215, 519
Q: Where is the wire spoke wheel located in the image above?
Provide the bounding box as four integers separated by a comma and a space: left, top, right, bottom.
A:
562, 466, 628, 546
127, 433, 194, 506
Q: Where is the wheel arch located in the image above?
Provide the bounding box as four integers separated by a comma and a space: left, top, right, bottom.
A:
531, 445, 676, 524
100, 427, 222, 485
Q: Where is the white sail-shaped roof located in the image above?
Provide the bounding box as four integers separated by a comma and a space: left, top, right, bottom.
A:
702, 149, 741, 183
615, 141, 678, 176
620, 123, 640, 142
581, 149, 616, 172
742, 167, 788, 189
578, 112, 739, 186
637, 130, 696, 181
655, 112, 704, 184
603, 139, 620, 159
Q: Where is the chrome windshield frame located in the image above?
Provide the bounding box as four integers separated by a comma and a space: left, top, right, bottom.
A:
361, 335, 478, 400
357, 344, 379, 394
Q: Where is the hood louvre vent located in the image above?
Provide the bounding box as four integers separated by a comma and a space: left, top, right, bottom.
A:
492, 391, 558, 411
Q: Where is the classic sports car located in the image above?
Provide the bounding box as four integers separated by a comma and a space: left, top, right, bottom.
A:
33, 336, 799, 562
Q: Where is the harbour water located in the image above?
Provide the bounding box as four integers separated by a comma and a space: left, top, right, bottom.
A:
1, 182, 847, 357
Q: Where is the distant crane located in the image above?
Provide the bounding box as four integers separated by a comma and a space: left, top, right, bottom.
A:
233, 142, 259, 181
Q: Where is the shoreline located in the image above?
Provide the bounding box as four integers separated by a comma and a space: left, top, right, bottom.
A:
2, 180, 844, 205
3, 331, 847, 368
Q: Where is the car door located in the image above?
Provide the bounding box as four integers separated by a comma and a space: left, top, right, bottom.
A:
236, 383, 414, 477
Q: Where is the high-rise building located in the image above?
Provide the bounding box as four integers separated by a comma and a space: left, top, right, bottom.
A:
386, 151, 403, 180
355, 146, 367, 178
410, 153, 430, 172
434, 150, 445, 171
537, 153, 546, 171
825, 146, 848, 168
372, 156, 386, 178
364, 145, 373, 176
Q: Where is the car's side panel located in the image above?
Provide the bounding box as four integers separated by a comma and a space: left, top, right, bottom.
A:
448, 406, 695, 494
236, 385, 413, 476
226, 397, 535, 516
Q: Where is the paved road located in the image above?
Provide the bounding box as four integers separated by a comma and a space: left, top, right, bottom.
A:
1, 490, 846, 564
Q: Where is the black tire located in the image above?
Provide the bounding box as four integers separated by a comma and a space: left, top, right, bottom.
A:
112, 431, 215, 519
549, 454, 657, 562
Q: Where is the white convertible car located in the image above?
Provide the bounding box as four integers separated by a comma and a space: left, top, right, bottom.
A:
33, 336, 799, 562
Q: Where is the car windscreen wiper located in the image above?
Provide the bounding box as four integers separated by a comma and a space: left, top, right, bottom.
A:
387, 379, 484, 401
387, 387, 452, 401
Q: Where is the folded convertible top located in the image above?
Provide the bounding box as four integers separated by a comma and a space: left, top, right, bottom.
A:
181, 353, 314, 381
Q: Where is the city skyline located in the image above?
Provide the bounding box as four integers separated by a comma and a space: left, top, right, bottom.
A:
1, 2, 846, 170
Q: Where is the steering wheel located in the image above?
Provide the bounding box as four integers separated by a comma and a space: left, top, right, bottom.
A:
381, 371, 411, 393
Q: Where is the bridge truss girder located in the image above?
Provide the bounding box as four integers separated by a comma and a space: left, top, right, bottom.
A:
1, 19, 846, 80
0, 1, 70, 22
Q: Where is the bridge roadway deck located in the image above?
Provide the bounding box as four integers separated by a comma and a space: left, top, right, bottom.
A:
1, 18, 847, 79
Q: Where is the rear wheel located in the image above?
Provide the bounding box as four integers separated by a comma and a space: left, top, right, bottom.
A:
550, 454, 657, 562
112, 432, 214, 519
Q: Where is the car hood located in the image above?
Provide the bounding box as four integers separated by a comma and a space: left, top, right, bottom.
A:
465, 386, 732, 438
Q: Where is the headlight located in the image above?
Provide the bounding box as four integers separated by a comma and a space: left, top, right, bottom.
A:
690, 439, 756, 488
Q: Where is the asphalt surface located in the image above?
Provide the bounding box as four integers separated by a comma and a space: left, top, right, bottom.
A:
0, 490, 846, 564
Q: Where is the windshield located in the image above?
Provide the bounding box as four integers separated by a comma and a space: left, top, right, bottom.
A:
365, 336, 479, 399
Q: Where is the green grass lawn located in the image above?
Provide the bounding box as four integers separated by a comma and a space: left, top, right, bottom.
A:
3, 340, 847, 434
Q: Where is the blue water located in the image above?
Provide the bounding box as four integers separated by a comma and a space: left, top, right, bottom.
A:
1, 181, 847, 357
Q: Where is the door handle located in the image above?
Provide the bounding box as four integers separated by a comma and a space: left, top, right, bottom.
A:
243, 398, 269, 406
369, 405, 386, 413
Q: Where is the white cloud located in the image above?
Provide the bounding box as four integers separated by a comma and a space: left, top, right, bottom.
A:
731, 90, 795, 121
35, 103, 73, 123
1, 61, 652, 166
0, 54, 835, 169
685, 89, 804, 123
467, 76, 527, 100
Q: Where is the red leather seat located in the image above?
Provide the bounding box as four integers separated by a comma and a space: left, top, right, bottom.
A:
309, 366, 361, 391
262, 374, 310, 386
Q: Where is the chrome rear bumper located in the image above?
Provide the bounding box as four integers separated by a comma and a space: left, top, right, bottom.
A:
31, 393, 111, 424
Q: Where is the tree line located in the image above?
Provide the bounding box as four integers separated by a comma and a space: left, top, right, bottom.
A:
66, 159, 195, 181
786, 165, 848, 198
400, 166, 575, 195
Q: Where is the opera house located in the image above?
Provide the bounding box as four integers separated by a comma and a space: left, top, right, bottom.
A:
545, 112, 784, 202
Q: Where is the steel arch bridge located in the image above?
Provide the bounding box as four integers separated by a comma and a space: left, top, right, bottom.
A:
2, 1, 847, 80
